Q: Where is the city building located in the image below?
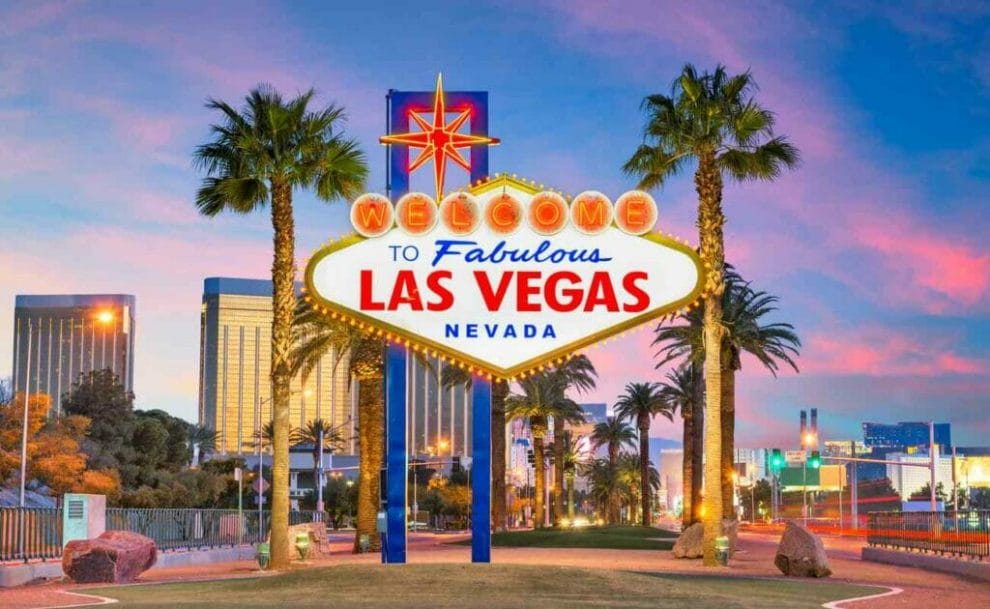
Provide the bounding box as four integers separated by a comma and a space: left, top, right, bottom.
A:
885, 451, 954, 499
405, 353, 472, 459
199, 277, 479, 458
734, 448, 768, 483
198, 278, 353, 454
657, 448, 683, 512
863, 421, 951, 452
12, 294, 136, 415
823, 440, 868, 457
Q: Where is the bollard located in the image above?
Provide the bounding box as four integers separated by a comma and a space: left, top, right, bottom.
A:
295, 532, 312, 560
256, 542, 271, 570
715, 536, 730, 566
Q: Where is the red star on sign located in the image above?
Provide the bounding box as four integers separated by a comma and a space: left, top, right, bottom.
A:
380, 74, 499, 200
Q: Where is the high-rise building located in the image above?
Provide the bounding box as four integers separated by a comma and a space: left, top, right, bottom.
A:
12, 294, 136, 415
405, 353, 472, 459
863, 421, 951, 452
886, 451, 954, 499
198, 278, 353, 455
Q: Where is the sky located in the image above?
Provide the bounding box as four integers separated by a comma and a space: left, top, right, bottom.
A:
1, 1, 988, 448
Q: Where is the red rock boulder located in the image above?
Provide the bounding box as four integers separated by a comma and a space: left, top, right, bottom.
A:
62, 530, 158, 583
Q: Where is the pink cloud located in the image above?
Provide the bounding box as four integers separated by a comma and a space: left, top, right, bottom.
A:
802, 327, 987, 377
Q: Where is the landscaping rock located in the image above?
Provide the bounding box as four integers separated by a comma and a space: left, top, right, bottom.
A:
672, 520, 739, 559
672, 522, 704, 558
62, 530, 157, 583
774, 522, 832, 577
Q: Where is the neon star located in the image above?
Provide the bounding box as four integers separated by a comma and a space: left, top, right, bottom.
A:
380, 73, 499, 200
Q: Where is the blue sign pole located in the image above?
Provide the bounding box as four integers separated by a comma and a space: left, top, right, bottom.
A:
471, 376, 492, 563
384, 343, 407, 563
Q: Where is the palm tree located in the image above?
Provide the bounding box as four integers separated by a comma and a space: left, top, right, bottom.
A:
589, 417, 636, 523
194, 86, 367, 569
590, 417, 636, 471
617, 452, 660, 523
656, 269, 800, 515
546, 356, 595, 525
296, 419, 346, 500
582, 458, 623, 523
187, 425, 218, 467
614, 382, 674, 526
625, 64, 799, 564
291, 299, 383, 553
505, 375, 584, 528
658, 365, 702, 528
438, 366, 510, 531
558, 430, 584, 522
254, 420, 302, 448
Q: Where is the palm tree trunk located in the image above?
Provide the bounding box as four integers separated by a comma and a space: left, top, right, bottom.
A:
696, 150, 725, 566
268, 178, 294, 570
353, 376, 384, 552
720, 367, 736, 518
492, 380, 509, 531
552, 417, 565, 525
681, 405, 694, 529
533, 435, 545, 528
691, 360, 705, 525
566, 471, 575, 521
639, 418, 651, 527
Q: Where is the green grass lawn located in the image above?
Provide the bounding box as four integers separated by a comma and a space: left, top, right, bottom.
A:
89, 564, 878, 609
458, 525, 679, 550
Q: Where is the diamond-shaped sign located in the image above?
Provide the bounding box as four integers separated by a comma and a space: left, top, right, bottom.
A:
305, 176, 702, 378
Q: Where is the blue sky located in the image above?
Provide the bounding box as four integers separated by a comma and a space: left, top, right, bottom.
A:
1, 1, 988, 447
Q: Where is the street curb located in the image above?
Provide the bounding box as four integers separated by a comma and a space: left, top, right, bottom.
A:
862, 546, 990, 582
0, 545, 258, 588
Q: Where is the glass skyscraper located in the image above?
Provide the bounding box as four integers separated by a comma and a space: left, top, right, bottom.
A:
199, 277, 355, 455
11, 294, 136, 416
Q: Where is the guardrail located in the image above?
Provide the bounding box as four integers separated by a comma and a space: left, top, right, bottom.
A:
1, 508, 327, 562
0, 507, 62, 563
867, 510, 990, 559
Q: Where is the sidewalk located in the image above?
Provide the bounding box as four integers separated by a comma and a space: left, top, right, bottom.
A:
2, 530, 987, 609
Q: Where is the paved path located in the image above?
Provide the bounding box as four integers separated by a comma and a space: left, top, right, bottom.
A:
2, 530, 987, 608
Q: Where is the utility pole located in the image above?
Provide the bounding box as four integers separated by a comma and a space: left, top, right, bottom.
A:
929, 421, 937, 512
850, 440, 858, 530
19, 318, 33, 509
316, 428, 325, 513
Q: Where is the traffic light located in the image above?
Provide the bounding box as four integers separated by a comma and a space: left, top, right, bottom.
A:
527, 449, 535, 466
808, 451, 821, 469
769, 448, 784, 472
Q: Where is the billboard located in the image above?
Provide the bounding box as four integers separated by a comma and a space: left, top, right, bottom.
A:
304, 175, 704, 378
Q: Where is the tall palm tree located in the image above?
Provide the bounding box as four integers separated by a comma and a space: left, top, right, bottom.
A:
558, 430, 584, 522
614, 382, 674, 526
187, 425, 218, 467
582, 458, 623, 523
290, 299, 383, 553
656, 269, 800, 515
625, 64, 799, 564
194, 86, 367, 569
438, 366, 510, 531
505, 375, 584, 528
589, 417, 636, 524
658, 365, 702, 528
296, 419, 346, 500
617, 452, 661, 523
590, 417, 636, 471
546, 356, 595, 525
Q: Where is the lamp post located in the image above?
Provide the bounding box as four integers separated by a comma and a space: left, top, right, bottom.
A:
802, 431, 817, 527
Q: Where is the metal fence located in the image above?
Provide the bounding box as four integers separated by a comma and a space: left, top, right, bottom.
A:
867, 510, 990, 559
0, 507, 62, 562
1, 508, 326, 562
